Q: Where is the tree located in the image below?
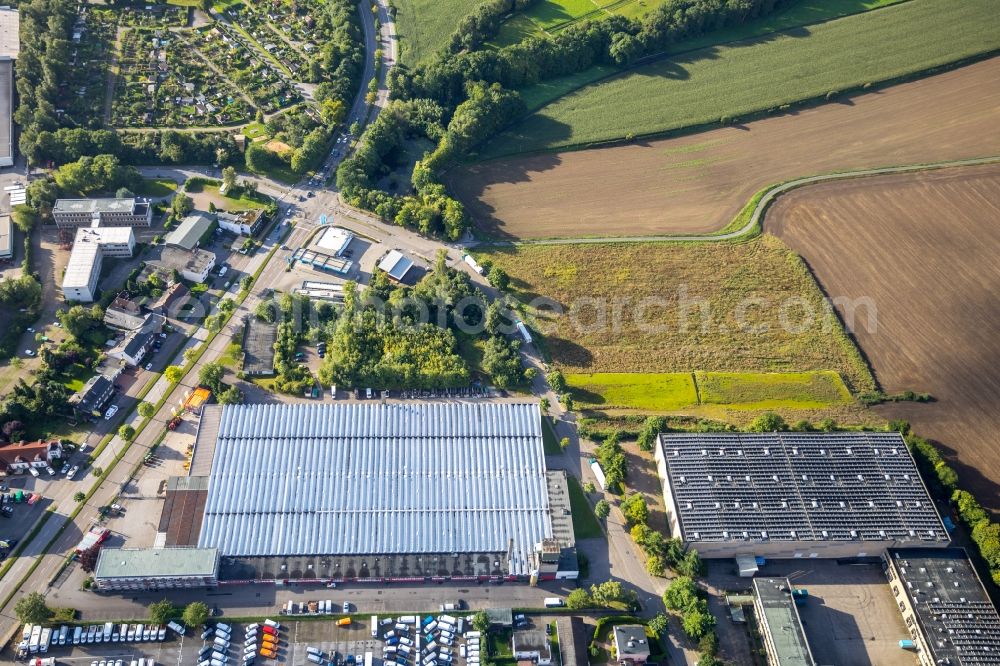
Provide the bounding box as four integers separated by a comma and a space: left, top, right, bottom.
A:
137, 402, 155, 418
164, 366, 184, 383
621, 493, 649, 527
118, 424, 135, 442
645, 553, 666, 577
198, 362, 224, 393
539, 397, 550, 413
92, 466, 104, 478
254, 301, 276, 323
2, 420, 25, 442
748, 411, 787, 432
11, 205, 37, 233
149, 599, 175, 624
222, 166, 238, 192
565, 588, 592, 610
486, 266, 509, 290
594, 499, 610, 520
471, 610, 490, 634
676, 549, 704, 578
14, 592, 50, 624
172, 192, 193, 217
78, 544, 101, 572
648, 613, 670, 638
218, 385, 243, 405
664, 576, 699, 612
583, 482, 596, 494
590, 580, 636, 608
73, 491, 85, 503
681, 604, 715, 640
545, 369, 566, 393
182, 601, 210, 628
637, 416, 667, 452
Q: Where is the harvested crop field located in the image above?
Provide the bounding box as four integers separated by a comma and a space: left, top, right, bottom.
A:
450, 57, 1000, 240
767, 162, 1000, 509
480, 236, 875, 392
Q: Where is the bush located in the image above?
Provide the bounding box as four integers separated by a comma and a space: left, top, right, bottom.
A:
14, 592, 51, 624
747, 411, 787, 432
182, 601, 210, 627
594, 499, 610, 520
637, 416, 666, 452
621, 493, 649, 527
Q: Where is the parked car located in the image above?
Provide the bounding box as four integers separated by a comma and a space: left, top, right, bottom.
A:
24, 349, 34, 357
104, 405, 118, 420
67, 465, 79, 480
1, 506, 13, 517
45, 466, 55, 476
145, 363, 153, 371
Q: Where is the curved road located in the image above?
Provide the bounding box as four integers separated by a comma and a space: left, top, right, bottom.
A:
469, 156, 1000, 247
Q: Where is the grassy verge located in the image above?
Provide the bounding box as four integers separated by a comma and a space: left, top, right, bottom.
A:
136, 178, 178, 198
566, 475, 604, 540
541, 416, 561, 454
485, 0, 1000, 156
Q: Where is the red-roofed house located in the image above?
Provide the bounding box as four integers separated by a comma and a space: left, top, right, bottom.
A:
0, 440, 63, 474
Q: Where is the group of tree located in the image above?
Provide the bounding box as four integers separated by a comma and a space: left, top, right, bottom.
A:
0, 274, 43, 360
664, 576, 716, 643
566, 580, 638, 610
57, 304, 108, 347
952, 489, 1000, 585
595, 431, 627, 493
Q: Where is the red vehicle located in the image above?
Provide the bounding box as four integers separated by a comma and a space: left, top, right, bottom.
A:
74, 527, 109, 554
261, 626, 277, 636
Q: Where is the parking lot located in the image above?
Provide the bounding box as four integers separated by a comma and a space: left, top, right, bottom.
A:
11, 614, 492, 666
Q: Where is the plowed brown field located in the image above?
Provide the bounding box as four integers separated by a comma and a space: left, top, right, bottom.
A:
767, 163, 1000, 510
451, 57, 1000, 240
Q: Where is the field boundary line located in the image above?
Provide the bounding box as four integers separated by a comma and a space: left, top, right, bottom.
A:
469, 156, 1000, 247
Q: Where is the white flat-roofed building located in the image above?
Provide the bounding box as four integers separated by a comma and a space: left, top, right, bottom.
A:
315, 226, 353, 256
654, 432, 949, 559
61, 227, 136, 302
182, 402, 575, 583
216, 209, 264, 236
52, 198, 153, 228
0, 213, 10, 259
94, 547, 220, 591
0, 7, 18, 168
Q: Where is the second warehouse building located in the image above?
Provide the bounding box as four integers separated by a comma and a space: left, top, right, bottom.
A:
151, 401, 577, 585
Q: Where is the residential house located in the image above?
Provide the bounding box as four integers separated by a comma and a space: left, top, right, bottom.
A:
612, 626, 650, 665
0, 440, 64, 474
108, 314, 164, 367
104, 295, 146, 331
69, 372, 118, 417
512, 630, 552, 665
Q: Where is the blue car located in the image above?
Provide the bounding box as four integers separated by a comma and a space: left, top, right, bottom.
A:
386, 637, 399, 646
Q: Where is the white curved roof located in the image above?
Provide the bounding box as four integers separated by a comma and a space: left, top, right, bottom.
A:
197, 403, 549, 572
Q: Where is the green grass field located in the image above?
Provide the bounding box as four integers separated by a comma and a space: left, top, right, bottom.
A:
485, 0, 1000, 156
567, 371, 852, 412
242, 122, 269, 140
393, 0, 477, 65
542, 416, 562, 454
136, 178, 178, 198
567, 474, 605, 539
494, 0, 657, 46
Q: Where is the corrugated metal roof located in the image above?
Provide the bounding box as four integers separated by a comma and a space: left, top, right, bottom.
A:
197, 403, 549, 573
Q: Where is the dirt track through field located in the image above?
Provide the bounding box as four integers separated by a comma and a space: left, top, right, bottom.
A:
767, 163, 1000, 511
450, 56, 1000, 240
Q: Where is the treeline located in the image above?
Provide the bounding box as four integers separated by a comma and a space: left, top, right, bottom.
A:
25, 154, 142, 218
26, 127, 243, 169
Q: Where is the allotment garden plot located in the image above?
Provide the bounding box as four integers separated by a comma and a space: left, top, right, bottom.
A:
112, 28, 252, 128
189, 25, 302, 113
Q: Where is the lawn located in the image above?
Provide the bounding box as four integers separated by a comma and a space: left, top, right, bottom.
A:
485, 0, 1000, 155
566, 371, 852, 412
242, 122, 269, 140
136, 178, 178, 198
393, 0, 477, 65
542, 415, 561, 454
187, 182, 271, 212
494, 0, 656, 45
480, 237, 875, 394
566, 475, 604, 540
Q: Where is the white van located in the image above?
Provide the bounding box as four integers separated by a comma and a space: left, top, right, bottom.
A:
544, 597, 564, 608
263, 619, 281, 630
398, 645, 411, 656
73, 626, 83, 645
167, 621, 186, 636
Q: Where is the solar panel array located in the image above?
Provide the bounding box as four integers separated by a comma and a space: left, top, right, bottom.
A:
658, 432, 948, 545
197, 403, 550, 575
890, 549, 1000, 665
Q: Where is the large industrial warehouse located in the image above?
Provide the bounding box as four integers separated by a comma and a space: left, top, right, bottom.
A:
151, 402, 576, 585
654, 432, 950, 560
